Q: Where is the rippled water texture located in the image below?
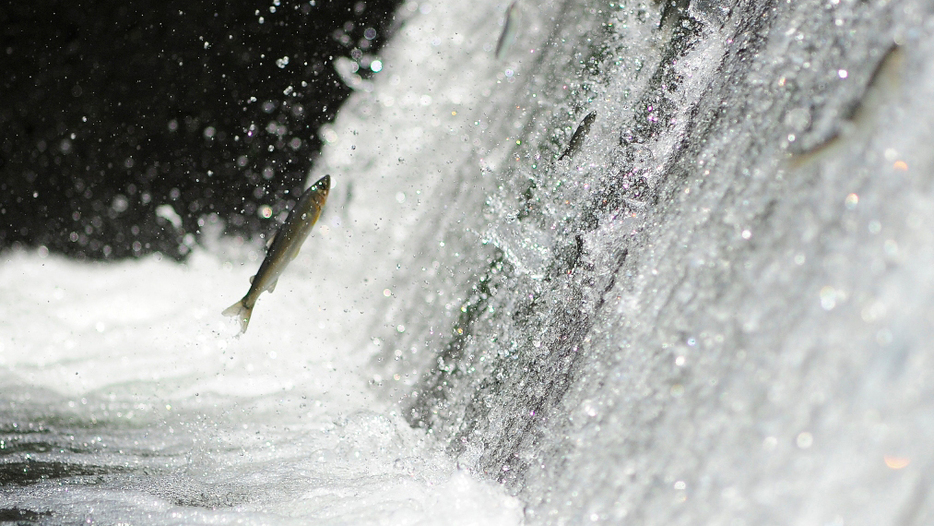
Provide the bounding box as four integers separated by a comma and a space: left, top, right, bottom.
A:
5, 0, 934, 524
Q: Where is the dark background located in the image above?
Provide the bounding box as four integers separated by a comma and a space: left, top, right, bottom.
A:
0, 0, 400, 260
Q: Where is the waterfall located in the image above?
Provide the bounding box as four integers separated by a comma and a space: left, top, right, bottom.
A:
4, 1, 934, 524
316, 0, 934, 522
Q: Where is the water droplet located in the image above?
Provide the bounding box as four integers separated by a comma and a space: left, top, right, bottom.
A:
796, 432, 813, 449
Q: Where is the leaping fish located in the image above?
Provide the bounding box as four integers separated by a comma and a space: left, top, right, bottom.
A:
495, 0, 521, 60
558, 111, 597, 161
223, 175, 331, 334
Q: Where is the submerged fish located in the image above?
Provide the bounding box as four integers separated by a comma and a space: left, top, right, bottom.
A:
558, 111, 597, 161
788, 44, 904, 168
495, 0, 521, 60
223, 175, 331, 333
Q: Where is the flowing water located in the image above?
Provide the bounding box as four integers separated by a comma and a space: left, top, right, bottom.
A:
4, 0, 934, 524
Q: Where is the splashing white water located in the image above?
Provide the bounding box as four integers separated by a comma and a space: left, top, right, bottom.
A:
7, 0, 934, 524
0, 244, 521, 524
0, 1, 535, 520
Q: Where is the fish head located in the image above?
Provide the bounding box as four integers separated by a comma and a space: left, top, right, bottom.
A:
313, 174, 330, 194
308, 175, 330, 206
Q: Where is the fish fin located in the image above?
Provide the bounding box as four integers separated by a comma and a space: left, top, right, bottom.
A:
290, 241, 307, 261
249, 275, 255, 284
495, 0, 520, 60
265, 232, 276, 249
266, 278, 278, 293
222, 300, 253, 334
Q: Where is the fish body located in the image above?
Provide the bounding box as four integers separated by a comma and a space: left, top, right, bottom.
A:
558, 111, 597, 161
788, 44, 904, 168
223, 175, 331, 333
495, 0, 521, 60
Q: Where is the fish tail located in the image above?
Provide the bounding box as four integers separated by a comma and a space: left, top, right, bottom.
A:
222, 300, 253, 334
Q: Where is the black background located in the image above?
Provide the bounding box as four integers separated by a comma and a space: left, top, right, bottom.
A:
0, 0, 400, 260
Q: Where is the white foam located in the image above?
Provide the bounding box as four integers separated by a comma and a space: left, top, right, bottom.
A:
0, 243, 521, 523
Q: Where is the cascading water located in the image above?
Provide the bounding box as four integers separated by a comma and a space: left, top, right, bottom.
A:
3, 0, 934, 524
